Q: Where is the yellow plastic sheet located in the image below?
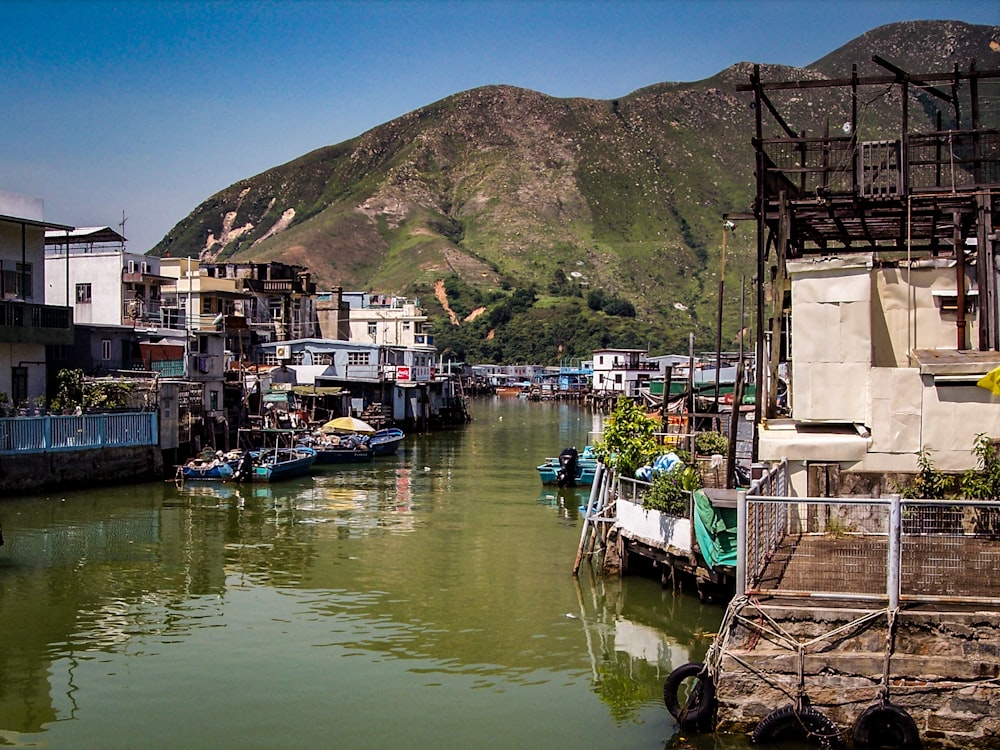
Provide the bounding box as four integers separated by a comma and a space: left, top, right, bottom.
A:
977, 365, 1000, 396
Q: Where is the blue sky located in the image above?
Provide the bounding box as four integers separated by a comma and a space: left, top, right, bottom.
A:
3, 0, 997, 253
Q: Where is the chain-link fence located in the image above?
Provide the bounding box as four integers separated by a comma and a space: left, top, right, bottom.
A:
739, 465, 1000, 605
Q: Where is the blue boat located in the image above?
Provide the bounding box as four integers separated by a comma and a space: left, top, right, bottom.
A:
297, 432, 374, 464
237, 446, 317, 483
178, 449, 241, 482
369, 428, 405, 456
536, 446, 599, 487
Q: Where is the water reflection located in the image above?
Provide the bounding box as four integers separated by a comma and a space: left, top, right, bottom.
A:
0, 398, 729, 749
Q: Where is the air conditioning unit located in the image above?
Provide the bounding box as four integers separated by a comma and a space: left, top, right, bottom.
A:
275, 345, 291, 360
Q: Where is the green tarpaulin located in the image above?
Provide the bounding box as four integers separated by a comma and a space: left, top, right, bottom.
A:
692, 489, 738, 569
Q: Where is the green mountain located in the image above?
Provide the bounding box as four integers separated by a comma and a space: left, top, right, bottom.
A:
150, 21, 999, 364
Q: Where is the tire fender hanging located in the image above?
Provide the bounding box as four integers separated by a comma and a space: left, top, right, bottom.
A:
852, 703, 922, 750
662, 662, 716, 727
751, 703, 844, 749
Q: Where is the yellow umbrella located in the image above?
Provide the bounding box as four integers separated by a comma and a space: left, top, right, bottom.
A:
321, 416, 376, 434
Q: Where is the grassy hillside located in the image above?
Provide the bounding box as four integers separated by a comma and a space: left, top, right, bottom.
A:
150, 21, 1000, 363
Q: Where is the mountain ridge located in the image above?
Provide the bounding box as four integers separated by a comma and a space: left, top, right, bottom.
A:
150, 20, 1000, 363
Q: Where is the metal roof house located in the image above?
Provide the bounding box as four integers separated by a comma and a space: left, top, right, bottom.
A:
745, 60, 1000, 494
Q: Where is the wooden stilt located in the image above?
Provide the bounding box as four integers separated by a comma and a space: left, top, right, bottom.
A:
573, 463, 605, 575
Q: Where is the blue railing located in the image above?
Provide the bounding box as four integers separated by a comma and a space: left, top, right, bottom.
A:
0, 413, 158, 454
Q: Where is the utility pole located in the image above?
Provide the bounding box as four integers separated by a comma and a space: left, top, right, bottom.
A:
714, 220, 735, 405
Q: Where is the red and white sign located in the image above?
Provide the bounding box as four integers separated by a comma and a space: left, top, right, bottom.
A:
397, 366, 410, 381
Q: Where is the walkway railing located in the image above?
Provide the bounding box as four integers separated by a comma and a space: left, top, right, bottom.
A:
737, 461, 1000, 605
0, 413, 158, 454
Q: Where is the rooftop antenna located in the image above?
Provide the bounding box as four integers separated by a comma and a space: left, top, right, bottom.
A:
119, 210, 127, 249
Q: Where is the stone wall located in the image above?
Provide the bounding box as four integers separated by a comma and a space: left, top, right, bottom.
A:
0, 446, 164, 494
712, 598, 1000, 748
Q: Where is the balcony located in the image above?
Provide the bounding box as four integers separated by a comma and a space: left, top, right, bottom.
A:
0, 300, 73, 345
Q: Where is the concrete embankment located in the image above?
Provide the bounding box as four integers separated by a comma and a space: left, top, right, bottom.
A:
712, 597, 1000, 748
0, 446, 164, 494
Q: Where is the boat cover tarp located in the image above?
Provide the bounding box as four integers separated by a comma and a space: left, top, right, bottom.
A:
692, 489, 737, 569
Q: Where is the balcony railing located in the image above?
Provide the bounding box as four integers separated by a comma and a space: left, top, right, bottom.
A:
0, 412, 158, 455
0, 300, 73, 345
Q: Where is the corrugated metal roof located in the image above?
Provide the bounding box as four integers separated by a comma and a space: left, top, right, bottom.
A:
44, 225, 126, 245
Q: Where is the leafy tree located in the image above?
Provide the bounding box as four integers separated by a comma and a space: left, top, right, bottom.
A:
587, 289, 606, 311
594, 397, 658, 477
602, 297, 636, 317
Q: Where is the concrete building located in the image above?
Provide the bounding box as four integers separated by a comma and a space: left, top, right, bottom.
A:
342, 292, 434, 349
0, 190, 73, 407
590, 348, 660, 398
44, 227, 168, 330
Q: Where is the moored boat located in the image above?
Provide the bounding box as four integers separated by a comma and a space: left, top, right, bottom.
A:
369, 427, 405, 456
237, 446, 317, 483
536, 446, 598, 487
297, 432, 374, 464
177, 449, 241, 482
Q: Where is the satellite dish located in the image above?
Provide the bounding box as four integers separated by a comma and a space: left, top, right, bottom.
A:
842, 122, 852, 134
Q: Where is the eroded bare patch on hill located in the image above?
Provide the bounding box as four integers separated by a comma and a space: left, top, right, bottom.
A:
435, 279, 459, 325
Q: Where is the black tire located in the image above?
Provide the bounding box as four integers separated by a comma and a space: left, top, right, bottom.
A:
663, 662, 716, 727
853, 703, 922, 750
752, 703, 844, 749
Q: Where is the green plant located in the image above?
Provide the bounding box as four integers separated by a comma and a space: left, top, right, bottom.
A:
961, 433, 1000, 500
694, 430, 728, 456
901, 450, 951, 499
643, 463, 702, 515
593, 397, 658, 478
51, 368, 84, 411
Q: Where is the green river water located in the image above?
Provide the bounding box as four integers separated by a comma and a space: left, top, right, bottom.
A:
0, 397, 742, 750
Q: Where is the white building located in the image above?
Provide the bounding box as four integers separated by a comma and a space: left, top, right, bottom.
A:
590, 348, 660, 398
343, 292, 434, 349
44, 227, 167, 328
0, 190, 73, 406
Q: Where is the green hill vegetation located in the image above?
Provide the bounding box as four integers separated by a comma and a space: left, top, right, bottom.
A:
150, 21, 1000, 363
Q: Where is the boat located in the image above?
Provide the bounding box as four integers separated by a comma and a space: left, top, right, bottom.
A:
536, 446, 599, 487
369, 427, 405, 456
236, 446, 317, 483
296, 432, 373, 464
177, 449, 241, 482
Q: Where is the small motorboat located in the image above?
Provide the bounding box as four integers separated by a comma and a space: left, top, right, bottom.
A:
297, 432, 373, 464
178, 449, 241, 482
236, 446, 317, 483
369, 428, 405, 456
536, 446, 599, 487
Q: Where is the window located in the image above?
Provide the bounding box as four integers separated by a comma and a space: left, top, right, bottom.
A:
2, 262, 33, 299
367, 322, 377, 338
76, 283, 92, 303
348, 351, 370, 366
202, 298, 213, 314
150, 285, 161, 301
102, 339, 111, 361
